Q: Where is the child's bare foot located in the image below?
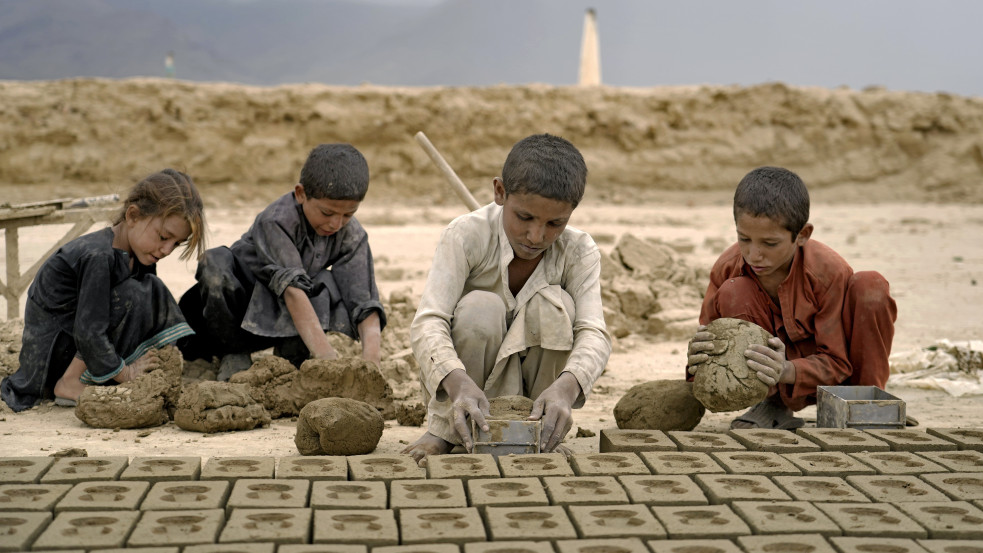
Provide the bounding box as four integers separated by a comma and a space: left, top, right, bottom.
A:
115, 351, 160, 383
52, 376, 85, 403
402, 431, 454, 467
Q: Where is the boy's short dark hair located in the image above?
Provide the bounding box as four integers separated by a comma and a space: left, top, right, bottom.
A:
733, 166, 810, 235
299, 143, 370, 201
501, 133, 587, 208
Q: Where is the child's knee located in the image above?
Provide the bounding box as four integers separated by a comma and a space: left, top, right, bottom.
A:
848, 271, 892, 305
713, 276, 761, 317
453, 291, 505, 335
197, 248, 238, 291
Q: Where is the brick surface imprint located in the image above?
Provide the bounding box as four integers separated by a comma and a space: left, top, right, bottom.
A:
465, 541, 554, 553
347, 455, 426, 483
483, 505, 578, 541
647, 539, 744, 553
219, 508, 311, 544
554, 537, 651, 553
650, 504, 751, 539
32, 509, 140, 550
0, 511, 52, 552
771, 476, 870, 503
185, 542, 275, 553
865, 429, 959, 452
813, 502, 928, 539
639, 452, 725, 475
542, 476, 630, 506
926, 428, 983, 452
276, 457, 349, 481
0, 484, 71, 512
730, 500, 842, 536
617, 475, 708, 506
466, 477, 549, 510
849, 451, 948, 475
917, 538, 983, 553
497, 453, 574, 478
918, 450, 983, 473
919, 473, 983, 501
201, 458, 275, 481
309, 480, 388, 510
426, 455, 501, 481
0, 458, 55, 484
141, 481, 231, 511
693, 473, 791, 503
389, 479, 467, 511
782, 451, 877, 476
566, 504, 666, 539
40, 457, 129, 484
846, 475, 952, 503
56, 480, 150, 512
709, 451, 802, 475
894, 501, 983, 539
374, 544, 460, 553
127, 509, 225, 547
226, 479, 310, 514
399, 507, 486, 544
598, 430, 676, 453
568, 453, 650, 476
829, 536, 930, 553
311, 509, 398, 546
796, 429, 890, 453
279, 545, 367, 553
737, 533, 839, 553
121, 458, 201, 482
668, 431, 746, 452
727, 429, 822, 453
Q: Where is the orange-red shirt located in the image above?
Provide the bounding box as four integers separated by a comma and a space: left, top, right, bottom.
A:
700, 240, 855, 405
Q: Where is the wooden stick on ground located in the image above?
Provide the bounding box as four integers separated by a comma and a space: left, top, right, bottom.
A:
414, 131, 482, 212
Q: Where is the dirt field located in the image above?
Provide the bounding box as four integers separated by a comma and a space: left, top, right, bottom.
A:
2, 189, 981, 458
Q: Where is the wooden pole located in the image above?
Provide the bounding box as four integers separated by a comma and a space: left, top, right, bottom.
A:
414, 131, 482, 212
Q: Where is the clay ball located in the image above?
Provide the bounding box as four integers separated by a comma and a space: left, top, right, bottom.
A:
613, 380, 704, 431
295, 397, 384, 455
690, 317, 772, 412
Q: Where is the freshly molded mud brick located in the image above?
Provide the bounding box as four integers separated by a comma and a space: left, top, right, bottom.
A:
466, 478, 549, 510
184, 544, 275, 553
851, 451, 948, 476
219, 507, 311, 544
617, 475, 707, 506
309, 480, 387, 510
399, 507, 487, 544
276, 456, 348, 481
569, 452, 650, 476
895, 501, 983, 539
639, 451, 725, 475
32, 510, 140, 550
847, 475, 951, 503
465, 541, 554, 553
693, 473, 791, 504
0, 484, 71, 512
813, 502, 928, 538
650, 503, 752, 539
127, 509, 225, 547
917, 539, 983, 553
782, 452, 877, 476
737, 534, 838, 553
375, 545, 461, 553
389, 479, 467, 511
312, 508, 397, 546
426, 455, 500, 481
567, 504, 666, 539
668, 431, 746, 452
710, 451, 802, 475
542, 476, 629, 506
141, 480, 231, 511
201, 457, 275, 481
347, 454, 425, 483
865, 429, 959, 452
226, 479, 310, 514
598, 429, 676, 453
795, 429, 890, 453
927, 428, 983, 452
554, 537, 651, 553
918, 450, 983, 473
40, 457, 128, 484
55, 480, 150, 512
0, 511, 51, 552
121, 457, 201, 482
728, 429, 822, 453
920, 473, 983, 501
647, 539, 743, 553
497, 453, 574, 478
0, 458, 54, 484
483, 505, 577, 541
102, 548, 180, 553
731, 500, 842, 536
830, 536, 931, 553
772, 476, 870, 503
279, 545, 367, 553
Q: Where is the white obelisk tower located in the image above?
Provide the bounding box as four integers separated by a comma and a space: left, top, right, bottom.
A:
578, 8, 601, 86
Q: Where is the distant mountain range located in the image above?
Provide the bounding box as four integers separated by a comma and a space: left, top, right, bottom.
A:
2, 0, 982, 95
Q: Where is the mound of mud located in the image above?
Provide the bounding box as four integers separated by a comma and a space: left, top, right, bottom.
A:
173, 380, 271, 433
691, 318, 773, 413
614, 380, 705, 431
2, 80, 982, 204
295, 397, 384, 456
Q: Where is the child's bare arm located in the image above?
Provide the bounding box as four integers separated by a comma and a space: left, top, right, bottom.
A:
283, 286, 337, 360
357, 311, 382, 366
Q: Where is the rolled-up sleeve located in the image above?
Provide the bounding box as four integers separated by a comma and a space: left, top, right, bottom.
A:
411, 227, 473, 399
560, 241, 612, 406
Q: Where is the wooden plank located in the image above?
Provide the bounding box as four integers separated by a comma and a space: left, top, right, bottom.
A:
0, 206, 56, 223
13, 218, 94, 295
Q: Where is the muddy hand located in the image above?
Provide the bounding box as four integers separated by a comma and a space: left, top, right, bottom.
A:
440, 369, 490, 452
745, 337, 795, 386
687, 325, 714, 374
528, 372, 581, 453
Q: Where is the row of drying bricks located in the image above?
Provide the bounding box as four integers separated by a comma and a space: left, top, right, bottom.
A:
2, 427, 983, 551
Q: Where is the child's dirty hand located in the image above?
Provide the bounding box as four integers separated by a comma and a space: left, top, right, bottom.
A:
687, 325, 714, 374
745, 337, 796, 386
528, 372, 582, 453
115, 351, 159, 383
440, 369, 490, 452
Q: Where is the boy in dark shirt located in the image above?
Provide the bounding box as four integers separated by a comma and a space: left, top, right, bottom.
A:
687, 166, 897, 429
179, 144, 385, 378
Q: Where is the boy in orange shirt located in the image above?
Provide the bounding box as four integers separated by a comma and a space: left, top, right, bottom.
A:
687, 166, 897, 429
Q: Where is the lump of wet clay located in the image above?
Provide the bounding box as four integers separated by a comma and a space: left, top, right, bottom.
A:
690, 317, 772, 412
488, 395, 534, 420
173, 381, 271, 433
395, 401, 426, 426
295, 397, 384, 455
614, 379, 705, 431
74, 345, 184, 429
230, 356, 394, 419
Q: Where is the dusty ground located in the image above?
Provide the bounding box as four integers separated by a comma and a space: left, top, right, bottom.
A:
2, 189, 982, 458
